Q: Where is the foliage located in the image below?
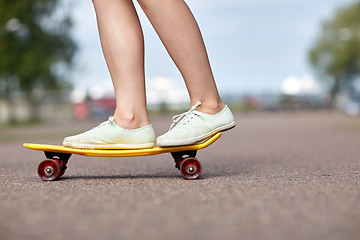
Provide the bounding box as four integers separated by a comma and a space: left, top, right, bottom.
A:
0, 0, 76, 121
309, 1, 360, 104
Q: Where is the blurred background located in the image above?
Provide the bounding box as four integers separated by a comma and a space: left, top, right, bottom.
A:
1, 0, 360, 123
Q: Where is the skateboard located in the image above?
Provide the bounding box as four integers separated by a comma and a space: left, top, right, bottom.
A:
23, 132, 221, 181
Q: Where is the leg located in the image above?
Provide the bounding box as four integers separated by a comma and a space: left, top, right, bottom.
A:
138, 0, 235, 147
63, 0, 156, 149
93, 0, 149, 129
137, 0, 225, 114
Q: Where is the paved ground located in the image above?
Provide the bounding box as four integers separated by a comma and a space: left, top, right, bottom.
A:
0, 112, 359, 240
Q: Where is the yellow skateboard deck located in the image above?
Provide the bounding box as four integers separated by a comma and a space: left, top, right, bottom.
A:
24, 133, 222, 181
23, 132, 221, 157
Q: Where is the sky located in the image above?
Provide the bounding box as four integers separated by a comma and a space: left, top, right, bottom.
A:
67, 0, 358, 97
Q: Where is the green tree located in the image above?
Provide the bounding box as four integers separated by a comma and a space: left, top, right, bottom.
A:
0, 0, 76, 122
309, 1, 360, 106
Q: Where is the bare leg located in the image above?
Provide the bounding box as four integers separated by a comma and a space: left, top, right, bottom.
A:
93, 0, 149, 129
137, 0, 225, 114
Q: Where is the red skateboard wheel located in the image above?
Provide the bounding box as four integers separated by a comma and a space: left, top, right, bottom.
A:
180, 157, 202, 180
38, 159, 62, 181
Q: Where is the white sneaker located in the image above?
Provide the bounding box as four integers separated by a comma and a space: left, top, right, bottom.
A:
63, 116, 155, 149
156, 102, 235, 147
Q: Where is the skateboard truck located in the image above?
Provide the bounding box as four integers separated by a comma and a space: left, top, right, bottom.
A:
171, 150, 197, 170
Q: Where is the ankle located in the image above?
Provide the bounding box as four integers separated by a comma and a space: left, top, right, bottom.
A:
193, 99, 225, 115
113, 111, 150, 130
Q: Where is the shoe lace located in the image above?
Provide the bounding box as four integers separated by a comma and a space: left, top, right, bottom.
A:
170, 101, 201, 130
93, 116, 114, 130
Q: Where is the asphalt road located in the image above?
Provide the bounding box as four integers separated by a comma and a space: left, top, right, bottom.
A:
0, 112, 359, 240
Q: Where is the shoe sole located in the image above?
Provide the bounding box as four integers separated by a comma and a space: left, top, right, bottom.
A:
63, 142, 155, 150
157, 121, 236, 147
